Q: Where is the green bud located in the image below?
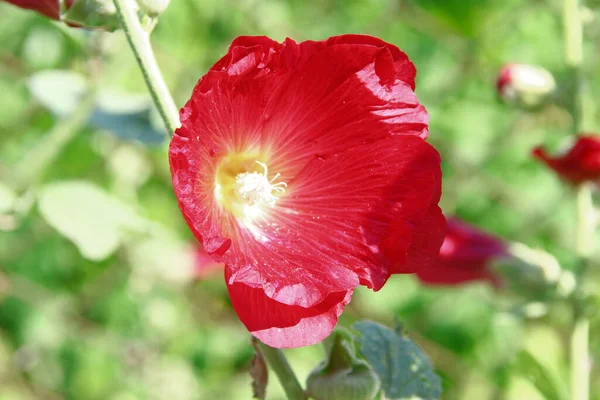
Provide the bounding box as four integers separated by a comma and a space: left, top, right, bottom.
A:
494, 243, 563, 299
63, 0, 120, 30
306, 331, 380, 400
137, 0, 171, 16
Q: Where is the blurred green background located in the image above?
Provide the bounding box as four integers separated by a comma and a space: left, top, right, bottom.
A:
1, 0, 600, 399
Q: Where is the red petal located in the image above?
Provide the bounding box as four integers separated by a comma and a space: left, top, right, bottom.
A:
416, 218, 506, 286
532, 135, 600, 185
440, 218, 507, 262
227, 271, 352, 348
326, 34, 417, 89
396, 205, 447, 273
4, 0, 63, 18
416, 260, 499, 286
171, 130, 443, 307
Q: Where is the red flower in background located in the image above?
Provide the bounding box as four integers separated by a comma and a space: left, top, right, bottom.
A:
170, 35, 445, 348
194, 246, 224, 279
533, 135, 600, 185
417, 218, 507, 286
3, 0, 73, 19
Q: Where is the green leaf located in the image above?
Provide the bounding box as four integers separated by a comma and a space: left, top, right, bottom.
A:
27, 79, 166, 145
28, 70, 88, 118
89, 91, 166, 146
516, 350, 567, 400
0, 182, 17, 214
37, 181, 146, 261
307, 330, 380, 400
353, 321, 442, 400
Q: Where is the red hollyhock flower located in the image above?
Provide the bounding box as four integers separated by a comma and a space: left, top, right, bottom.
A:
533, 135, 600, 186
3, 0, 73, 20
170, 35, 445, 348
416, 218, 507, 286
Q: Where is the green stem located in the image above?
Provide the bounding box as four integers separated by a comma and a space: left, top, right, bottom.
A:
564, 0, 585, 133
8, 92, 96, 192
564, 0, 583, 67
576, 184, 594, 259
256, 341, 305, 400
571, 310, 590, 400
564, 1, 591, 399
571, 183, 594, 400
112, 0, 180, 134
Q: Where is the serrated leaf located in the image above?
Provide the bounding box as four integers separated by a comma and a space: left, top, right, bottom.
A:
38, 181, 146, 261
353, 321, 442, 400
516, 350, 566, 400
28, 70, 88, 118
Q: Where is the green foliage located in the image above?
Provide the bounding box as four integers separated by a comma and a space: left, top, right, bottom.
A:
516, 350, 568, 400
0, 0, 597, 399
306, 330, 380, 400
354, 321, 442, 400
90, 91, 166, 145
37, 181, 146, 260
27, 70, 165, 144
64, 0, 121, 30
28, 70, 87, 118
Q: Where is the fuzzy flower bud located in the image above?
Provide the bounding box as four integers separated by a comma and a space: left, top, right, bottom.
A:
4, 0, 119, 29
306, 332, 380, 400
492, 243, 563, 299
137, 0, 170, 16
496, 63, 556, 109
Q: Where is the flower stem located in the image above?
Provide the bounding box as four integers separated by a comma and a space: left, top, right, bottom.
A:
564, 1, 592, 399
112, 0, 180, 134
571, 309, 590, 400
576, 183, 594, 259
564, 0, 583, 67
564, 0, 584, 133
571, 183, 594, 400
256, 341, 306, 400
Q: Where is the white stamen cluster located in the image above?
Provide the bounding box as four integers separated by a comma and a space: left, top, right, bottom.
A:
234, 161, 287, 206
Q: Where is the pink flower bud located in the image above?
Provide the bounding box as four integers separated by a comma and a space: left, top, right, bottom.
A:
496, 63, 556, 108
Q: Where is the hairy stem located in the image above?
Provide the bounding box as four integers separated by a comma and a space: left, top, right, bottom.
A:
112, 0, 180, 134
256, 341, 305, 400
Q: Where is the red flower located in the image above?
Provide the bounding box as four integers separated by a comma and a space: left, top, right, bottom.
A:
169, 35, 445, 348
496, 64, 515, 95
3, 0, 73, 20
533, 135, 600, 185
416, 218, 507, 286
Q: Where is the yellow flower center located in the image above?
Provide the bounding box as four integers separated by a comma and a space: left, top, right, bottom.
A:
214, 153, 286, 222
234, 161, 287, 206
